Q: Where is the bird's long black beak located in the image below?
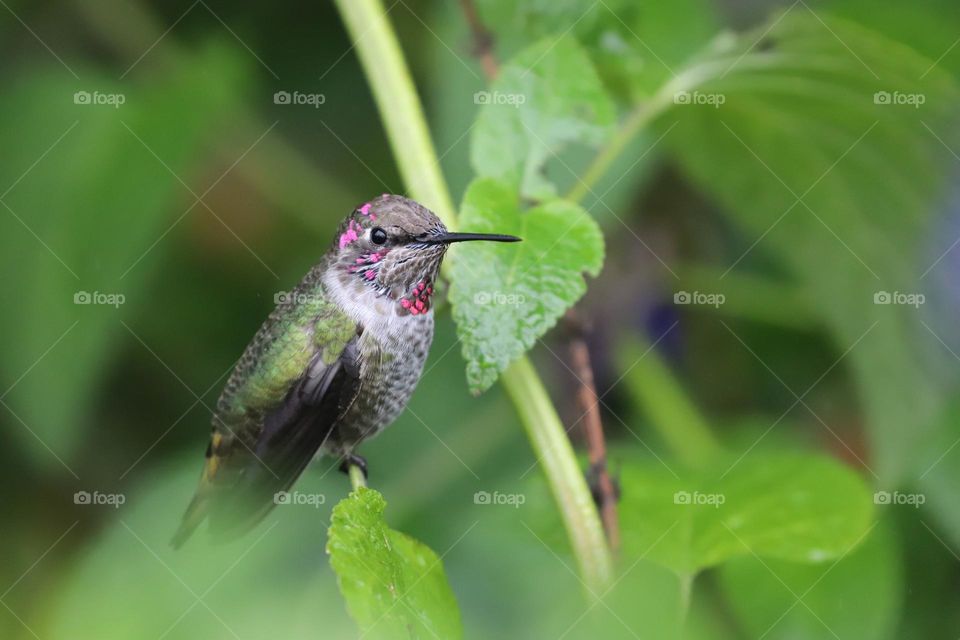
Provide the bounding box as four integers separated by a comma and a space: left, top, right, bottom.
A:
426, 232, 522, 244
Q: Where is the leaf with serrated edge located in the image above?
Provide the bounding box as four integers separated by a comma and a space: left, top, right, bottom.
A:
448, 178, 604, 393
327, 487, 462, 640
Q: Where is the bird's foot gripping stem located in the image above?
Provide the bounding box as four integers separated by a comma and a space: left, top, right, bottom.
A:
339, 453, 368, 489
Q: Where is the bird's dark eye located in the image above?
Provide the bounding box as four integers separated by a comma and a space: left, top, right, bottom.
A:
371, 227, 388, 245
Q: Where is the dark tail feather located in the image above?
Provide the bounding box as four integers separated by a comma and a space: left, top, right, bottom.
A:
170, 494, 206, 549
171, 489, 271, 548
170, 343, 358, 548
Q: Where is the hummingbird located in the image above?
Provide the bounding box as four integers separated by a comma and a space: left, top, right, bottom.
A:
172, 194, 520, 547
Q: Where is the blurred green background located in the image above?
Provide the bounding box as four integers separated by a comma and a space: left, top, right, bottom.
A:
3, 0, 960, 638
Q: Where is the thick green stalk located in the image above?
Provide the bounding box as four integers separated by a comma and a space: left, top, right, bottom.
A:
334, 0, 613, 591
502, 359, 613, 589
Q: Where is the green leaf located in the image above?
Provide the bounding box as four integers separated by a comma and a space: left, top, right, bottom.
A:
827, 0, 960, 78
470, 36, 615, 199
616, 452, 874, 574
916, 400, 960, 547
658, 12, 960, 482
448, 178, 604, 392
327, 488, 462, 640
719, 519, 900, 640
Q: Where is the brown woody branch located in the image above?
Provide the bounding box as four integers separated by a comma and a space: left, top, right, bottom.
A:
566, 310, 620, 552
459, 0, 499, 80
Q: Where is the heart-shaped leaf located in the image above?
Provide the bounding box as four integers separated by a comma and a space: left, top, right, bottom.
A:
448, 177, 604, 393
327, 487, 462, 640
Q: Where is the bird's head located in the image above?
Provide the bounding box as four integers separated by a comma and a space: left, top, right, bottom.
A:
329, 194, 519, 315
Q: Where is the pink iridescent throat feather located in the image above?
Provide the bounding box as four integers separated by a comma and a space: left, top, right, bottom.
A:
400, 281, 433, 315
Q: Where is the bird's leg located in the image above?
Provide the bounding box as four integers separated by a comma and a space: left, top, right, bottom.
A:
338, 453, 368, 479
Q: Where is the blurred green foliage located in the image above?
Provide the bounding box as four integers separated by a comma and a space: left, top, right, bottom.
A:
3, 0, 960, 639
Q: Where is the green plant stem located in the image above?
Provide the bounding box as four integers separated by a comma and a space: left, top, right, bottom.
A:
678, 572, 694, 630
333, 0, 456, 226
566, 89, 674, 204
502, 358, 613, 590
567, 58, 730, 205
334, 0, 613, 592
